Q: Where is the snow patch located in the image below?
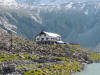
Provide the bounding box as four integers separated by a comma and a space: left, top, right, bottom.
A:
84, 10, 88, 15
0, 18, 17, 33
44, 32, 61, 37
30, 14, 42, 24
66, 2, 73, 8
81, 4, 86, 9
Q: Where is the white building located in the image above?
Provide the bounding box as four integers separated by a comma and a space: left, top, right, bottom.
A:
35, 31, 64, 44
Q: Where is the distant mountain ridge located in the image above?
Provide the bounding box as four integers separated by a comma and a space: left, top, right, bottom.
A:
0, 0, 100, 51
15, 0, 100, 5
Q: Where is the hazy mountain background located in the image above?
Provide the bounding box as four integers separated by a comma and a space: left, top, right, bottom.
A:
0, 0, 100, 51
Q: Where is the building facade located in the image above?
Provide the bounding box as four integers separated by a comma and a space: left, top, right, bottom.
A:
35, 31, 64, 44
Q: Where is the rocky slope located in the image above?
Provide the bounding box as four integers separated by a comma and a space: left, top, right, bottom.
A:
0, 28, 99, 75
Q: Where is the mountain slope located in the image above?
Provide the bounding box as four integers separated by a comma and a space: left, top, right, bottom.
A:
0, 27, 99, 75
0, 1, 100, 50
35, 2, 100, 50
0, 7, 43, 39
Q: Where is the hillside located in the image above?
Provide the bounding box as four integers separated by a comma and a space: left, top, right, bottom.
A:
0, 29, 100, 75
0, 7, 43, 39
0, 1, 100, 50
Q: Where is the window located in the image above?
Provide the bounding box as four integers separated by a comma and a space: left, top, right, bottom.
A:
51, 38, 53, 40
51, 38, 55, 41
46, 38, 49, 40
36, 38, 39, 40
55, 38, 58, 41
41, 38, 44, 41
44, 34, 46, 36
59, 38, 61, 41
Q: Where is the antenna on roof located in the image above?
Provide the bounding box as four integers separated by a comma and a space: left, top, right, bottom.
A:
8, 30, 13, 51
6, 26, 17, 51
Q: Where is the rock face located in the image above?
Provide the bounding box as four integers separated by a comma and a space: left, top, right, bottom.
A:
2, 64, 15, 74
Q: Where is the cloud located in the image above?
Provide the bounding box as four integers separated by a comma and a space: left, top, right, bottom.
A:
0, 0, 17, 6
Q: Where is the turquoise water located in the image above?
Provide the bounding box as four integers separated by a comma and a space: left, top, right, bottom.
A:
72, 63, 100, 75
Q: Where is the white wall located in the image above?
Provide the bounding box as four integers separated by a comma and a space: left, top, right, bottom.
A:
36, 34, 61, 42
